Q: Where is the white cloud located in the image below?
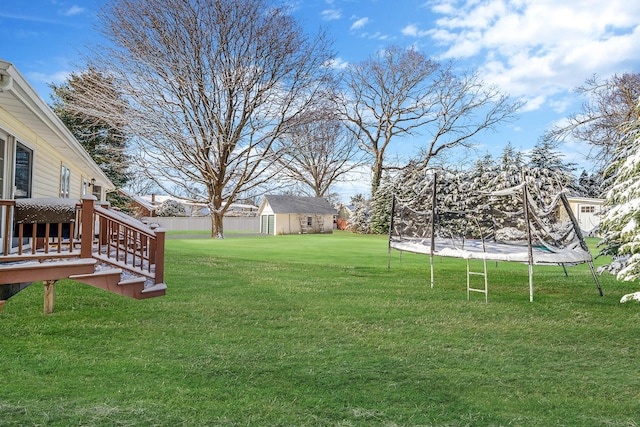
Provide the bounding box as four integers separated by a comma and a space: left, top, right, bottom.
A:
27, 69, 70, 85
420, 0, 640, 102
401, 24, 430, 38
517, 95, 546, 113
350, 17, 369, 30
63, 5, 85, 16
548, 97, 575, 115
321, 9, 341, 21
325, 57, 349, 70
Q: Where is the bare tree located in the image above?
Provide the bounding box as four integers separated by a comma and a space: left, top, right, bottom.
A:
276, 102, 365, 197
67, 0, 333, 237
544, 72, 640, 169
337, 46, 439, 194
414, 65, 521, 172
337, 45, 521, 195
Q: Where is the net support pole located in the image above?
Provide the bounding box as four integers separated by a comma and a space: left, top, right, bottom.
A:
387, 194, 396, 272
559, 193, 603, 296
522, 174, 535, 302
430, 173, 437, 288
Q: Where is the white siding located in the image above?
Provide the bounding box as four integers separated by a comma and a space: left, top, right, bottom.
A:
1, 108, 103, 199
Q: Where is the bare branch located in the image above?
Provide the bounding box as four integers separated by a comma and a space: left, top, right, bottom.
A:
337, 46, 521, 195
276, 98, 367, 197
66, 0, 334, 237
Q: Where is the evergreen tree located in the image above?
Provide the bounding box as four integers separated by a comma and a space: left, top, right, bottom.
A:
577, 170, 590, 196
347, 194, 371, 234
577, 170, 604, 198
493, 142, 524, 190
484, 144, 525, 231
369, 173, 395, 234
598, 109, 640, 282
155, 199, 187, 217
526, 139, 577, 205
50, 70, 130, 203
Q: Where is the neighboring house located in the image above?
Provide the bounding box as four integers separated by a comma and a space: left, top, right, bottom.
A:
1, 59, 166, 313
258, 195, 336, 235
336, 204, 355, 231
224, 202, 259, 217
120, 190, 259, 218
561, 196, 605, 237
117, 189, 159, 217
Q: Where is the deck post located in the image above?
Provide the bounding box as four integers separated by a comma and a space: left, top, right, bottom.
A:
81, 196, 96, 259
154, 228, 166, 284
44, 280, 56, 314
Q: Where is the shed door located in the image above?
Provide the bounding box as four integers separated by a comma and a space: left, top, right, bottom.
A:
577, 204, 600, 234
261, 215, 274, 235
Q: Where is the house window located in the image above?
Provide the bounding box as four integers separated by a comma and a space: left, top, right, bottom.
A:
581, 206, 595, 213
60, 165, 71, 198
14, 142, 33, 199
82, 177, 89, 195
307, 216, 312, 227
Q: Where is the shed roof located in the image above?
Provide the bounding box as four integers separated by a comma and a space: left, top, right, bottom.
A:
262, 195, 336, 215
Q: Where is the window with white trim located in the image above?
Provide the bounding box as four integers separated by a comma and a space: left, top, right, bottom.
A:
14, 142, 33, 199
60, 165, 71, 198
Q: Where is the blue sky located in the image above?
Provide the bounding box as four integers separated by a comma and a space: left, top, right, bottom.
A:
2, 0, 640, 198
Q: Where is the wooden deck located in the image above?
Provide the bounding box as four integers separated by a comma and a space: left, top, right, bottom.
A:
0, 196, 166, 314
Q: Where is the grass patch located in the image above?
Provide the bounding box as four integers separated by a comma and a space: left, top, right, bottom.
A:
1, 232, 639, 426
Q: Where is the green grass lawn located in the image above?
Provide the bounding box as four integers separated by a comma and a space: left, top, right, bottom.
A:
1, 232, 639, 426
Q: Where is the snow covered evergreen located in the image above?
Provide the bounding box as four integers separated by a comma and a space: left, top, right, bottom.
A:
155, 199, 187, 217
351, 142, 585, 240
578, 170, 603, 198
597, 109, 640, 283
347, 194, 371, 234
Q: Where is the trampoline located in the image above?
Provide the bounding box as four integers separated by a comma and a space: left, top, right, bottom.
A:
388, 173, 603, 302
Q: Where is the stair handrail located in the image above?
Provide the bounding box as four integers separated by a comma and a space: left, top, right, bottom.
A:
80, 196, 165, 284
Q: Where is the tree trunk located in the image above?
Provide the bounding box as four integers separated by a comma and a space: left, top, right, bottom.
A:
210, 212, 224, 239
371, 160, 384, 196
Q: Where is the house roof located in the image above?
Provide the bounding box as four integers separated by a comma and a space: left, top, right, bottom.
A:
566, 196, 605, 204
0, 59, 114, 191
261, 195, 336, 215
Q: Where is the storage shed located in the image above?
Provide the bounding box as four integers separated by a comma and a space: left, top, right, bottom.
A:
561, 196, 605, 237
258, 195, 336, 235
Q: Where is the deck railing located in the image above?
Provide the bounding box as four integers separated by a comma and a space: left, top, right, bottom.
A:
0, 196, 165, 285
80, 197, 165, 283
1, 199, 80, 260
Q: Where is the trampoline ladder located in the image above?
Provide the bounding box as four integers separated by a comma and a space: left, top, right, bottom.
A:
467, 258, 488, 303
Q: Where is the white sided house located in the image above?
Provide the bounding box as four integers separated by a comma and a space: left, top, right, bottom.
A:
1, 59, 167, 313
0, 60, 113, 202
258, 195, 336, 235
